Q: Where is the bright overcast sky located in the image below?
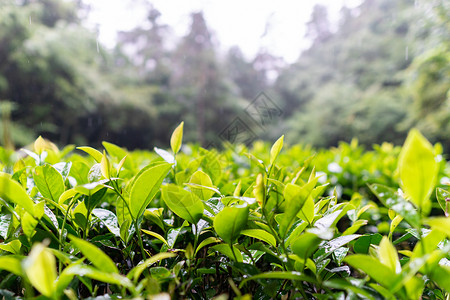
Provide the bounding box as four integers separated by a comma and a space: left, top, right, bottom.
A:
84, 0, 361, 63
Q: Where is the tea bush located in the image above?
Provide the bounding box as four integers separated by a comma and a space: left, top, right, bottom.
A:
0, 123, 449, 299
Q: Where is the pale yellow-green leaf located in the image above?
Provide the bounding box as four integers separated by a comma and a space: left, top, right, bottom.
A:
398, 129, 438, 215
116, 155, 127, 174
58, 188, 78, 204
170, 121, 184, 154
378, 236, 401, 274
0, 240, 21, 254
253, 173, 265, 207
388, 215, 403, 239
270, 135, 284, 165
76, 146, 103, 163
101, 151, 110, 179
23, 243, 57, 298
34, 136, 46, 155
241, 229, 276, 248
425, 217, 450, 238
128, 252, 176, 282
189, 170, 215, 200
0, 172, 36, 217
142, 229, 169, 246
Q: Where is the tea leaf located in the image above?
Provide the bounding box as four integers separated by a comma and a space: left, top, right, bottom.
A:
128, 252, 176, 282
378, 236, 401, 273
170, 121, 184, 154
398, 129, 438, 215
142, 229, 169, 246
425, 217, 450, 238
77, 146, 103, 163
0, 172, 37, 217
195, 237, 221, 255
0, 256, 24, 276
291, 232, 321, 259
344, 255, 399, 289
279, 179, 317, 238
189, 170, 215, 200
241, 229, 276, 248
34, 164, 65, 202
130, 163, 172, 219
161, 184, 204, 224
214, 204, 249, 244
369, 184, 420, 227
69, 235, 118, 274
269, 135, 284, 166
23, 243, 57, 298
210, 244, 243, 262
92, 208, 120, 237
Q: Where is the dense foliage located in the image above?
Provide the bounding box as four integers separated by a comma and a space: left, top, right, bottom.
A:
0, 124, 449, 299
0, 0, 449, 151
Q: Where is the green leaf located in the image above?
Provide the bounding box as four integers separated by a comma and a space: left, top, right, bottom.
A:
425, 217, 450, 238
58, 188, 77, 204
253, 173, 265, 207
239, 271, 315, 288
270, 135, 284, 166
342, 219, 368, 236
189, 170, 215, 200
23, 243, 57, 298
142, 229, 169, 246
61, 264, 133, 289
129, 163, 172, 219
0, 172, 36, 217
279, 179, 317, 238
213, 204, 249, 244
77, 146, 103, 163
92, 208, 120, 237
22, 211, 38, 238
0, 239, 21, 254
100, 151, 110, 179
436, 188, 449, 217
369, 184, 420, 228
0, 256, 24, 277
353, 233, 383, 254
144, 208, 165, 231
378, 236, 401, 274
241, 229, 276, 248
195, 237, 221, 255
297, 195, 314, 225
291, 232, 321, 259
170, 121, 184, 154
161, 184, 204, 224
69, 235, 118, 274
102, 141, 128, 163
314, 234, 360, 262
398, 129, 438, 215
127, 252, 176, 282
210, 244, 243, 262
344, 255, 399, 289
33, 164, 65, 202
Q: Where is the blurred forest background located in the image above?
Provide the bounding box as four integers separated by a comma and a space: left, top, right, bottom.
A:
0, 0, 449, 151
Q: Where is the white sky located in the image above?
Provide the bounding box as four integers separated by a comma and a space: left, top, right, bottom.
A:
84, 0, 361, 63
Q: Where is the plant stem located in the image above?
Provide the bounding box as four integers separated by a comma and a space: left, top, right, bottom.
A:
229, 242, 238, 262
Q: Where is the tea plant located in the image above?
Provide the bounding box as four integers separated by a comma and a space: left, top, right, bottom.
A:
0, 124, 448, 299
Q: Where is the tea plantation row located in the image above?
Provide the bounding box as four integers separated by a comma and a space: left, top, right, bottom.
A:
0, 123, 449, 299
